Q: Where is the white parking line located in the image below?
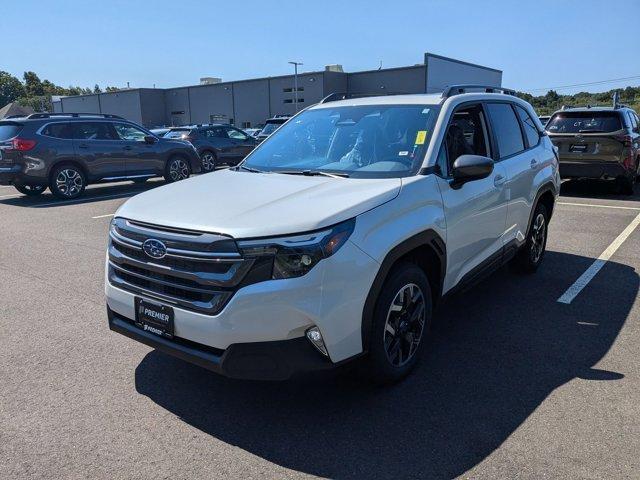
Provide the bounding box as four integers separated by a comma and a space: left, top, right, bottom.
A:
558, 201, 640, 211
0, 193, 21, 199
92, 213, 115, 219
558, 211, 640, 304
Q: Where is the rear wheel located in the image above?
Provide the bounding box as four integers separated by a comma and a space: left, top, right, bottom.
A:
164, 156, 191, 183
364, 262, 432, 384
513, 203, 548, 273
49, 164, 86, 199
200, 150, 217, 173
14, 183, 46, 196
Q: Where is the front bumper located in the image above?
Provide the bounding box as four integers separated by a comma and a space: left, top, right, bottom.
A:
559, 159, 628, 179
108, 307, 333, 380
106, 239, 380, 378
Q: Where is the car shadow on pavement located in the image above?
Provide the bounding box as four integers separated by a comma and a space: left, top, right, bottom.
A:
561, 178, 639, 201
0, 180, 163, 208
134, 251, 637, 479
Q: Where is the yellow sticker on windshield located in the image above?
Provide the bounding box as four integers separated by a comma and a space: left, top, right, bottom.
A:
415, 130, 427, 145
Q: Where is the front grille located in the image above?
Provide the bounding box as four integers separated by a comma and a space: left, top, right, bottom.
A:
108, 217, 262, 314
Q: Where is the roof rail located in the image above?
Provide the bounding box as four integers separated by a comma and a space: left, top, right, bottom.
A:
319, 91, 405, 104
26, 112, 124, 120
441, 84, 516, 98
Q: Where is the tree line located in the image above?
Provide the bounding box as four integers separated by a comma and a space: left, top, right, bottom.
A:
0, 70, 120, 112
516, 86, 640, 116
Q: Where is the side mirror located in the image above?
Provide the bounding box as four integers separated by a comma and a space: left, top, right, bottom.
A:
144, 135, 158, 144
450, 154, 494, 188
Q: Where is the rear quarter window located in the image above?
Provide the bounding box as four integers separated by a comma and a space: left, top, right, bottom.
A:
41, 122, 74, 139
547, 111, 622, 134
0, 123, 23, 141
515, 106, 541, 148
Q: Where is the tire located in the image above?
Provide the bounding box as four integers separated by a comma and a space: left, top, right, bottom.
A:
164, 156, 191, 183
513, 203, 548, 273
200, 150, 217, 173
49, 164, 86, 199
618, 175, 634, 196
364, 262, 432, 384
14, 183, 46, 196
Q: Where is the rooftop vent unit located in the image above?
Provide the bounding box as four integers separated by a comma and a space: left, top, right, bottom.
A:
200, 77, 222, 85
324, 64, 344, 73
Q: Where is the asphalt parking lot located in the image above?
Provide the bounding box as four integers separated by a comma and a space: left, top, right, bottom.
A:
1, 177, 639, 479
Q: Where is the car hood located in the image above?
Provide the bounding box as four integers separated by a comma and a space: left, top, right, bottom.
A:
115, 169, 401, 238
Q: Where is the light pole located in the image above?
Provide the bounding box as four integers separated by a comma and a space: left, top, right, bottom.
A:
288, 61, 303, 112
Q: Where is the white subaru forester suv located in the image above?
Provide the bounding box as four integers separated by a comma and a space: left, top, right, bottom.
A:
106, 85, 560, 383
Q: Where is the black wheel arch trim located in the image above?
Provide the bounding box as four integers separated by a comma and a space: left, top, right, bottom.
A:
361, 229, 446, 353
526, 181, 557, 238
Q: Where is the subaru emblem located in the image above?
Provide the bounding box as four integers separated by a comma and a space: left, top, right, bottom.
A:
143, 239, 167, 259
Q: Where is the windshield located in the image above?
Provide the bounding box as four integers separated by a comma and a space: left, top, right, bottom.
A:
547, 111, 622, 133
243, 105, 438, 178
164, 129, 191, 139
259, 122, 283, 136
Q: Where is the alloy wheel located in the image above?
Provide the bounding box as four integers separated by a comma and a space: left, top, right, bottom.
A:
530, 213, 546, 263
383, 283, 426, 367
55, 168, 84, 197
201, 152, 216, 172
169, 158, 189, 181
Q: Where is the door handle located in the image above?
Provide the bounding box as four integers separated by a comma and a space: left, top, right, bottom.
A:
123, 146, 133, 151
530, 158, 538, 169
78, 144, 88, 149
494, 174, 506, 187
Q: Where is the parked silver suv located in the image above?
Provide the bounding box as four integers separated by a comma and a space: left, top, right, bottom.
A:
106, 85, 559, 383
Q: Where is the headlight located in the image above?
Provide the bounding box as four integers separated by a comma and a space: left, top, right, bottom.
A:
237, 218, 355, 279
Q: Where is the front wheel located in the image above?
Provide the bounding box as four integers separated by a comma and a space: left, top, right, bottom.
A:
164, 157, 191, 183
49, 164, 86, 199
14, 183, 46, 196
364, 262, 432, 384
513, 203, 548, 273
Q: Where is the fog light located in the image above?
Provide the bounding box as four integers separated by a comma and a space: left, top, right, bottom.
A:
306, 326, 328, 357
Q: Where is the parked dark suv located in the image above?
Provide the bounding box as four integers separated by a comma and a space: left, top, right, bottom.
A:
0, 113, 201, 199
546, 98, 640, 195
163, 124, 257, 172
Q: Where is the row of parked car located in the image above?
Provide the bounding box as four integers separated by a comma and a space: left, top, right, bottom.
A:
0, 95, 638, 200
0, 114, 288, 199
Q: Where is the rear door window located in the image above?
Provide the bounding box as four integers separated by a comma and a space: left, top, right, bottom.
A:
515, 106, 540, 148
0, 123, 23, 140
486, 103, 525, 159
546, 111, 622, 133
41, 122, 74, 139
74, 122, 118, 140
224, 126, 249, 140
205, 127, 226, 138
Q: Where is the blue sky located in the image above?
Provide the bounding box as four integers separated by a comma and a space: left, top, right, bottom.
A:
3, 0, 638, 94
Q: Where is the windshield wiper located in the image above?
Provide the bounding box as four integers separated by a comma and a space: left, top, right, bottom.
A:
235, 165, 266, 173
279, 170, 349, 178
